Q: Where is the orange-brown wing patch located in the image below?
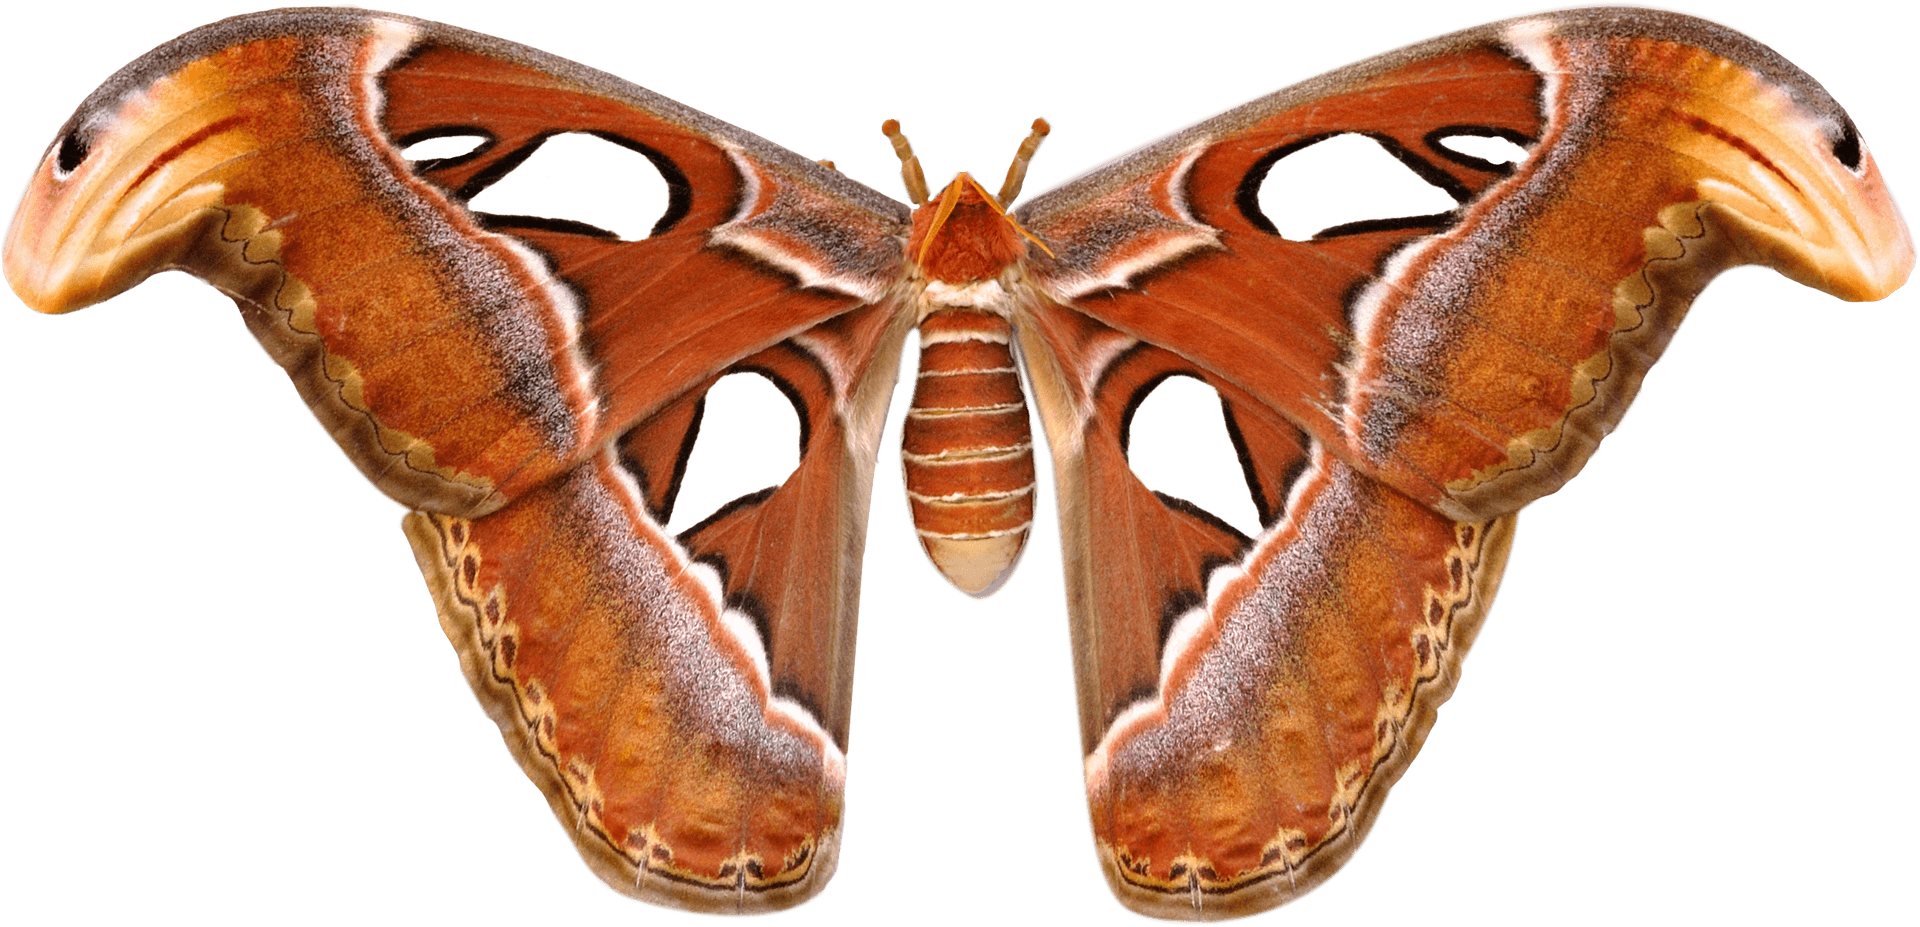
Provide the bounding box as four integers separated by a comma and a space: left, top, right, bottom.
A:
671, 299, 912, 746
1013, 8, 1911, 920
406, 452, 844, 912
1022, 282, 1511, 915
1020, 11, 1910, 523
3, 9, 912, 913
4, 10, 908, 518
1083, 456, 1510, 916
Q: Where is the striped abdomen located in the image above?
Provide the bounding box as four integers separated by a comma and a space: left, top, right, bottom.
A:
903, 309, 1035, 594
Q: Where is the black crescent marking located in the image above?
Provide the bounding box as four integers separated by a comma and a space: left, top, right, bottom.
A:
1154, 491, 1255, 554
1090, 340, 1149, 440
658, 394, 707, 525
692, 551, 734, 589
1233, 131, 1341, 235
677, 485, 778, 541
1198, 551, 1239, 581
1155, 587, 1205, 662
1218, 397, 1313, 531
454, 132, 548, 201
724, 588, 776, 672
479, 214, 621, 238
1271, 432, 1313, 526
615, 392, 707, 525
1216, 395, 1270, 528
614, 447, 658, 521
731, 359, 815, 457
1115, 361, 1181, 461
1422, 124, 1535, 175
1313, 213, 1456, 239
587, 130, 694, 238
1366, 132, 1475, 203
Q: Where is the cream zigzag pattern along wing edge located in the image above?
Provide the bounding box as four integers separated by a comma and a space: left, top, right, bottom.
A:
0, 1, 1912, 927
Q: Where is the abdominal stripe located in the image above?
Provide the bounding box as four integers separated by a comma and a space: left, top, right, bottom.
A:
904, 310, 1036, 540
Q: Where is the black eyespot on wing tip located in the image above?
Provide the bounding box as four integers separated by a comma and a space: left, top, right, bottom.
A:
1833, 113, 1863, 172
54, 129, 89, 176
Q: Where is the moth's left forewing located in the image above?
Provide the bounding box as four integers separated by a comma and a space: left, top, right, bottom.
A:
5, 9, 910, 514
1014, 8, 1908, 918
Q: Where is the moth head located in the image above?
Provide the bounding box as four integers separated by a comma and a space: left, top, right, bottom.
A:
881, 119, 1056, 283
905, 173, 1027, 282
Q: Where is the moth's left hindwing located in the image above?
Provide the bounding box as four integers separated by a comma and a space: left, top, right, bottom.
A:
3, 8, 912, 911
1014, 8, 1909, 918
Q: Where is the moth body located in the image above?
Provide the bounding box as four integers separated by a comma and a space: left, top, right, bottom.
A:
902, 173, 1040, 593
904, 306, 1035, 594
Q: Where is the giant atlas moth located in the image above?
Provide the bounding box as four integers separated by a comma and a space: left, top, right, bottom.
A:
2, 2, 1912, 923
